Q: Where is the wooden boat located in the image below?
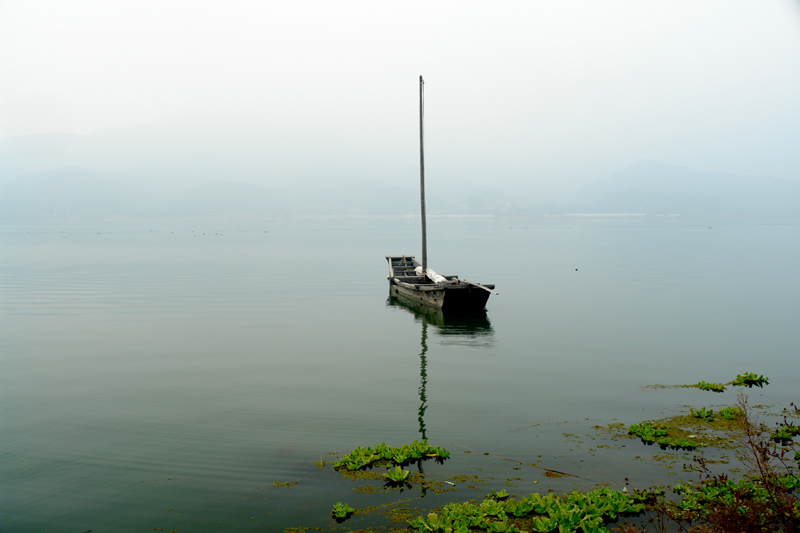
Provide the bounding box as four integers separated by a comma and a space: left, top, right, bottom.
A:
385, 76, 497, 313
386, 255, 495, 312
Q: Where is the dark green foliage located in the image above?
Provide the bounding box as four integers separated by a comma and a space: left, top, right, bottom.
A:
628, 422, 699, 450
333, 440, 449, 471
662, 394, 800, 532
383, 465, 411, 483
731, 372, 769, 388
486, 488, 510, 501
719, 406, 742, 420
691, 407, 715, 421
772, 424, 799, 443
407, 488, 643, 533
670, 475, 800, 530
331, 501, 355, 520
697, 381, 726, 393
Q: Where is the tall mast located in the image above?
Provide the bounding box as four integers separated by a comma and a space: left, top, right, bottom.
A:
419, 75, 427, 274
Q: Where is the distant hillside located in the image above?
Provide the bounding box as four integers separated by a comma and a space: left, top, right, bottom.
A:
0, 120, 409, 189
0, 164, 424, 219
568, 160, 800, 216
0, 121, 509, 219
1, 123, 799, 219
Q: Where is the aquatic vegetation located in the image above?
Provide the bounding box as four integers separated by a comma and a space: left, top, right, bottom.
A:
697, 381, 726, 393
383, 465, 411, 483
692, 374, 770, 392
667, 475, 800, 529
386, 507, 420, 523
270, 480, 298, 488
730, 372, 769, 388
772, 424, 800, 443
352, 484, 383, 494
486, 488, 510, 500
638, 394, 800, 532
331, 502, 355, 520
620, 404, 747, 452
628, 422, 700, 450
719, 406, 742, 420
407, 488, 643, 533
333, 440, 449, 471
690, 407, 715, 421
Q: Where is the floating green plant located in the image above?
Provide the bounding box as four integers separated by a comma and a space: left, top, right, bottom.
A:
407, 488, 643, 533
383, 465, 411, 483
690, 407, 715, 421
719, 406, 742, 420
628, 422, 700, 450
628, 422, 667, 441
731, 372, 769, 388
333, 440, 450, 471
772, 425, 800, 443
696, 381, 726, 393
486, 488, 510, 501
331, 502, 355, 521
671, 475, 800, 523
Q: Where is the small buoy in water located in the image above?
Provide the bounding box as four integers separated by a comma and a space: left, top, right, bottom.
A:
575, 268, 578, 271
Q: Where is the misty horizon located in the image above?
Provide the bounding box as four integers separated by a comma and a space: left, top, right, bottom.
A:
2, 119, 800, 219
3, 2, 800, 216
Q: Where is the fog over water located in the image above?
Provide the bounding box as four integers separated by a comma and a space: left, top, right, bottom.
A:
2, 1, 800, 218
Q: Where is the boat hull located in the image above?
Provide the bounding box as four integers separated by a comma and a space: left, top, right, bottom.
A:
390, 279, 492, 312
386, 255, 494, 312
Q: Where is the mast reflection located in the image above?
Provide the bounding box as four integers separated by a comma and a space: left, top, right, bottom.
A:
386, 292, 495, 442
418, 321, 428, 442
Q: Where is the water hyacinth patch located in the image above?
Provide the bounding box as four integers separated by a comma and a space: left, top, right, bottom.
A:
331, 501, 355, 521
697, 381, 726, 393
628, 422, 668, 442
730, 372, 769, 388
719, 406, 742, 420
407, 488, 643, 533
486, 488, 510, 501
690, 407, 715, 421
383, 465, 411, 483
333, 440, 450, 471
772, 425, 800, 443
628, 422, 700, 450
670, 475, 800, 522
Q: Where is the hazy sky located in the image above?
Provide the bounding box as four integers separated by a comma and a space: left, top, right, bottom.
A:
2, 0, 800, 187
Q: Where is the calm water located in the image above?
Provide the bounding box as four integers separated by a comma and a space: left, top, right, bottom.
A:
2, 216, 799, 532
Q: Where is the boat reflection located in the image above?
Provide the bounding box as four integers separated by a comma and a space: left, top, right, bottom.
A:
386, 290, 495, 349
387, 290, 495, 445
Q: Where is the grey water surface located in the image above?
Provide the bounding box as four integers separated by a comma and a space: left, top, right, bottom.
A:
2, 216, 799, 532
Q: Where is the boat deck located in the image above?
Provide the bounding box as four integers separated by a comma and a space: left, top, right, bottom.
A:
385, 255, 493, 311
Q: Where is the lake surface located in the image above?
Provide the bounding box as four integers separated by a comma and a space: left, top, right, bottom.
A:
2, 215, 799, 532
